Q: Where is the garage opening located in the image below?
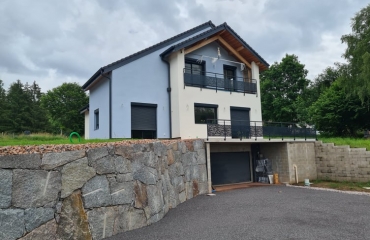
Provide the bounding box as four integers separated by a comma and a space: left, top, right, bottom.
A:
131, 103, 157, 139
210, 152, 251, 185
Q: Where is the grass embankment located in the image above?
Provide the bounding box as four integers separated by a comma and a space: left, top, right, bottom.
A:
0, 133, 126, 146
295, 179, 370, 193
318, 137, 370, 150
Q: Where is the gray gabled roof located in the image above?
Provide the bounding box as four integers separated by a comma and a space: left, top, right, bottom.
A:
160, 22, 269, 68
82, 21, 216, 90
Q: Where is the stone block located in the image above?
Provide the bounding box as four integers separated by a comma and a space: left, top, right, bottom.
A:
121, 207, 147, 231
185, 182, 193, 200
0, 169, 12, 208
24, 208, 54, 233
171, 142, 178, 151
167, 149, 175, 165
0, 209, 25, 240
198, 165, 207, 182
0, 154, 41, 169
196, 149, 206, 164
193, 139, 204, 151
132, 161, 158, 185
179, 191, 186, 203
114, 156, 131, 174
13, 169, 61, 208
20, 219, 57, 240
181, 152, 197, 167
147, 211, 164, 225
173, 151, 181, 163
134, 181, 148, 209
178, 142, 186, 154
57, 191, 91, 240
133, 152, 157, 169
146, 185, 164, 217
61, 158, 96, 198
87, 207, 116, 240
42, 150, 85, 170
89, 155, 116, 175
192, 180, 200, 197
198, 182, 208, 195
109, 180, 134, 205
87, 147, 109, 161
82, 176, 112, 208
115, 145, 134, 159
116, 173, 133, 182
185, 141, 194, 151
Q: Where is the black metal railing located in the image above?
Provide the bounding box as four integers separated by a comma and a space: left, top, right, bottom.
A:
183, 68, 257, 94
206, 119, 317, 141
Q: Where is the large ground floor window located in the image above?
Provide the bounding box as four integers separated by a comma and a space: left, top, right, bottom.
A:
194, 103, 218, 124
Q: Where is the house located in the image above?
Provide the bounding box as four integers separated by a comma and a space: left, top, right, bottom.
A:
82, 21, 269, 140
82, 21, 318, 187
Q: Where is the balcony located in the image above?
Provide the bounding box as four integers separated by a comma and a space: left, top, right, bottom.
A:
206, 120, 317, 141
183, 68, 257, 94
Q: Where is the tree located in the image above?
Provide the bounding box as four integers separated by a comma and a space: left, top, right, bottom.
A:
340, 4, 370, 101
41, 82, 88, 135
309, 82, 370, 136
295, 65, 341, 125
0, 80, 9, 132
260, 54, 310, 123
6, 80, 33, 133
25, 81, 50, 132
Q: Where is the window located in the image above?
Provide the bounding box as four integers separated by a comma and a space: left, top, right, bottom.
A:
223, 65, 236, 90
194, 103, 218, 124
185, 58, 205, 75
94, 109, 99, 130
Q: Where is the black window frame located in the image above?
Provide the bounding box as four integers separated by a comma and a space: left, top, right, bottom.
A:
194, 103, 218, 124
185, 58, 205, 75
94, 109, 99, 130
223, 65, 237, 90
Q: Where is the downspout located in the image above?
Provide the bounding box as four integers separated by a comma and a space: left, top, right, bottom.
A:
162, 57, 172, 139
100, 71, 112, 139
293, 164, 298, 184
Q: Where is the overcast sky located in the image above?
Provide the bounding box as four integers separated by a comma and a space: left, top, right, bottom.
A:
0, 0, 368, 91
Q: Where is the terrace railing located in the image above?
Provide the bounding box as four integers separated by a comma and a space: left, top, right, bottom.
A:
183, 68, 257, 94
206, 119, 317, 141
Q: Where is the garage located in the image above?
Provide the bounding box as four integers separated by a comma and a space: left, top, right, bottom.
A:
210, 151, 251, 185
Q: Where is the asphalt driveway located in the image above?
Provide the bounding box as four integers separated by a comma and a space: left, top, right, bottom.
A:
108, 186, 370, 240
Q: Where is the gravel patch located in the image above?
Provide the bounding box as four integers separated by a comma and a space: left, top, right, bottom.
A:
0, 139, 194, 156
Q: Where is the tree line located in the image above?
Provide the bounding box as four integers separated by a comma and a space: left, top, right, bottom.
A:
0, 80, 88, 135
261, 4, 370, 137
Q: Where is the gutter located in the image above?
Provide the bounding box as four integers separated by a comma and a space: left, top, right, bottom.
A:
161, 56, 172, 139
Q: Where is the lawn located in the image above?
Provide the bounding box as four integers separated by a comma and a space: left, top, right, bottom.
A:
295, 179, 370, 193
318, 137, 370, 150
0, 133, 127, 146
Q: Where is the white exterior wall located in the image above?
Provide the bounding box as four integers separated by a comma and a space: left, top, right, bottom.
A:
89, 76, 110, 139
170, 51, 263, 139
84, 110, 89, 139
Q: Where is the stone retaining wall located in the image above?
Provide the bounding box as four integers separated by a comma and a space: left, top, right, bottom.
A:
315, 141, 370, 182
0, 140, 207, 240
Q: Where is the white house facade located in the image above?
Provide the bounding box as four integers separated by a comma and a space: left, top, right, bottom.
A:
82, 21, 269, 140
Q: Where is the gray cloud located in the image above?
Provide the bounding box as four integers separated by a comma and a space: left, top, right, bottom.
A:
0, 0, 368, 91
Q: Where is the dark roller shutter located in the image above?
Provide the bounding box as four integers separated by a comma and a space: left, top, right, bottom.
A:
131, 104, 157, 131
230, 107, 250, 138
211, 152, 251, 185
